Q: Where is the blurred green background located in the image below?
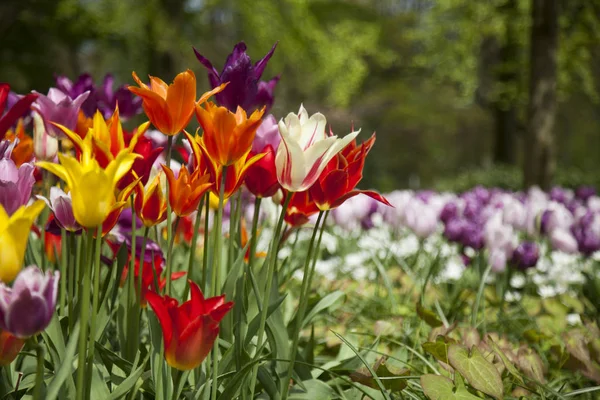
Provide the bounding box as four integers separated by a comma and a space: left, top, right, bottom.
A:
2, 0, 599, 191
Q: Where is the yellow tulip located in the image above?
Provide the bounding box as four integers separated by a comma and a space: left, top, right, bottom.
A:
0, 201, 45, 282
37, 124, 139, 228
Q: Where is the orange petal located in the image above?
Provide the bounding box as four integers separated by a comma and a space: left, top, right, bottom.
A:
166, 70, 196, 134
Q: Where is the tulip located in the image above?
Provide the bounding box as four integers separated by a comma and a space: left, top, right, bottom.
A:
186, 131, 264, 199
0, 266, 59, 337
37, 186, 81, 232
276, 105, 360, 192
511, 242, 539, 270
404, 198, 438, 238
0, 201, 45, 282
0, 84, 38, 138
284, 190, 319, 227
309, 133, 390, 211
134, 174, 168, 227
56, 73, 142, 120
245, 145, 280, 198
32, 88, 89, 138
3, 120, 34, 167
549, 229, 578, 254
146, 281, 233, 370
32, 111, 59, 161
36, 126, 139, 228
252, 114, 281, 153
0, 329, 25, 366
194, 41, 279, 112
484, 213, 517, 259
571, 211, 600, 256
0, 159, 35, 216
161, 165, 212, 217
129, 70, 224, 136
0, 140, 16, 160
195, 101, 265, 167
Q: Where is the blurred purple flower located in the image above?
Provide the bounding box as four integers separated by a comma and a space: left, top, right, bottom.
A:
571, 211, 600, 256
511, 242, 539, 270
193, 41, 279, 112
56, 74, 142, 120
0, 159, 35, 215
32, 88, 89, 138
575, 186, 596, 202
0, 266, 59, 338
252, 114, 280, 152
440, 202, 459, 224
461, 222, 485, 250
549, 229, 578, 254
443, 218, 465, 242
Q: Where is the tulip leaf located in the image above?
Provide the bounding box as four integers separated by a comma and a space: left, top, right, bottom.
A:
301, 291, 345, 329
417, 302, 444, 328
244, 294, 287, 346
90, 364, 111, 400
287, 379, 336, 399
108, 360, 146, 400
46, 323, 80, 400
447, 344, 504, 400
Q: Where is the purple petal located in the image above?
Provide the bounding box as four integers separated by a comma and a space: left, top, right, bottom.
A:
253, 41, 278, 80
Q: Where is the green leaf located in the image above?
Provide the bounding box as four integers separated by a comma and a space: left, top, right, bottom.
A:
350, 358, 411, 392
302, 291, 345, 329
447, 344, 504, 400
486, 335, 524, 385
287, 379, 336, 400
422, 336, 457, 364
46, 323, 80, 400
108, 360, 146, 400
420, 374, 483, 400
417, 302, 444, 328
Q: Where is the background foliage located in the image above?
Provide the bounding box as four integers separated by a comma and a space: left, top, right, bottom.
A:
1, 0, 599, 191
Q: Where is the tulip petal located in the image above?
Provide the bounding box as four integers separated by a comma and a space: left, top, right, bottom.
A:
166, 70, 196, 134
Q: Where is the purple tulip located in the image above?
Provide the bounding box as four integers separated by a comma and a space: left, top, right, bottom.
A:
461, 222, 485, 250
32, 88, 89, 138
124, 235, 164, 265
511, 242, 539, 270
443, 218, 465, 242
440, 202, 459, 224
255, 76, 280, 112
0, 266, 59, 338
252, 114, 280, 152
193, 41, 279, 112
575, 186, 596, 202
0, 159, 35, 215
96, 74, 142, 119
116, 207, 143, 232
36, 186, 81, 232
549, 229, 578, 254
571, 211, 600, 256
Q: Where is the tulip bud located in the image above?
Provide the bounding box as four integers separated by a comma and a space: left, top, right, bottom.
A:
33, 111, 58, 161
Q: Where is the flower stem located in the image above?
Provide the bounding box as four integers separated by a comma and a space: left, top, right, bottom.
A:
126, 199, 138, 361
210, 166, 228, 400
281, 211, 325, 400
201, 196, 210, 292
59, 228, 68, 316
86, 225, 104, 399
76, 228, 95, 400
165, 135, 174, 295
184, 195, 205, 300
472, 262, 492, 327
32, 337, 45, 400
248, 192, 292, 399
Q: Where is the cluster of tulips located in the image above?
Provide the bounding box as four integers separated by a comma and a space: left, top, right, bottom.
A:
0, 42, 390, 399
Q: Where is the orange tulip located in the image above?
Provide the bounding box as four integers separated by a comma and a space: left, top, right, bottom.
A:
185, 131, 264, 199
128, 70, 226, 136
134, 174, 167, 227
195, 101, 265, 166
4, 120, 33, 166
0, 329, 25, 366
161, 165, 213, 217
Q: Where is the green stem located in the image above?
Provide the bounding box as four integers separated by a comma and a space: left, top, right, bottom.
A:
68, 232, 78, 333
126, 199, 138, 361
472, 263, 493, 327
59, 229, 68, 316
165, 135, 174, 295
281, 211, 325, 400
86, 225, 103, 398
184, 195, 205, 300
76, 229, 95, 400
210, 166, 228, 400
137, 227, 150, 303
201, 196, 210, 292
247, 197, 263, 311
171, 369, 183, 400
32, 337, 45, 400
248, 192, 292, 400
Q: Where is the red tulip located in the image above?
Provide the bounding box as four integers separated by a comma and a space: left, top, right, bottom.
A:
244, 145, 280, 198
284, 190, 319, 227
0, 329, 25, 366
309, 133, 390, 211
146, 281, 233, 370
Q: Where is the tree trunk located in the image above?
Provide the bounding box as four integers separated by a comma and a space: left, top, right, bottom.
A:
493, 0, 519, 165
524, 0, 559, 189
